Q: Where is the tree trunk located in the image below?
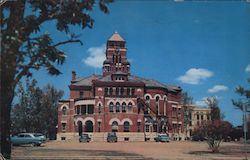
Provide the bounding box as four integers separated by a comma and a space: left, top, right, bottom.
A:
0, 67, 16, 159
1, 1, 25, 158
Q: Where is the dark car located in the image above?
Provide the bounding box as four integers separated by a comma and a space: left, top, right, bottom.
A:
79, 134, 91, 142
107, 132, 117, 142
191, 135, 206, 141
154, 134, 170, 142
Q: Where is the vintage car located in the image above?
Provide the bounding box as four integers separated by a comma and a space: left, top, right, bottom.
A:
11, 133, 46, 146
107, 132, 117, 142
79, 133, 91, 143
154, 134, 170, 142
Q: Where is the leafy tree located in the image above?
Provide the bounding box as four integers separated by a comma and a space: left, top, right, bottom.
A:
193, 97, 231, 153
0, 1, 112, 158
11, 79, 63, 140
11, 79, 44, 134
193, 120, 232, 153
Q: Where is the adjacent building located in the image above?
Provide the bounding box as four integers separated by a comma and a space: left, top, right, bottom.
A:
57, 32, 184, 141
184, 105, 211, 138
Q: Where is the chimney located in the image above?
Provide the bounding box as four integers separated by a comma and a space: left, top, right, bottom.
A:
72, 70, 76, 80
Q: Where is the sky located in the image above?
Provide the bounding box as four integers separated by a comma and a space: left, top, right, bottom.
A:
31, 1, 250, 126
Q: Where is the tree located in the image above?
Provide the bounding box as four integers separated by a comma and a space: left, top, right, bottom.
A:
0, 1, 112, 158
232, 77, 250, 140
11, 79, 63, 139
193, 120, 232, 153
181, 92, 193, 139
205, 96, 222, 121
193, 97, 232, 153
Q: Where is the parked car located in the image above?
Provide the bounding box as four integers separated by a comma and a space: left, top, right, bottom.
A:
154, 134, 170, 142
34, 133, 46, 142
107, 132, 117, 142
191, 135, 206, 141
79, 134, 91, 143
11, 133, 46, 146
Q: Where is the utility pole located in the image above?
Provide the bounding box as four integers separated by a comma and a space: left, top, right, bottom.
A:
243, 105, 248, 160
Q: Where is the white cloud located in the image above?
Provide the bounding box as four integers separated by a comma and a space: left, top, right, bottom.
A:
82, 44, 106, 68
208, 85, 228, 93
195, 97, 208, 107
245, 64, 250, 73
177, 68, 214, 85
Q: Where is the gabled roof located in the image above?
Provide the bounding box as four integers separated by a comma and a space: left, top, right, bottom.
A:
108, 31, 125, 42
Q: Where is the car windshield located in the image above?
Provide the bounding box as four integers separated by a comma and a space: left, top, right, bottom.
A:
108, 132, 116, 136
81, 134, 88, 137
159, 135, 168, 137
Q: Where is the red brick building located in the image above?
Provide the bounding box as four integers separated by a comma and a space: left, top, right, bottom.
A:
57, 32, 184, 141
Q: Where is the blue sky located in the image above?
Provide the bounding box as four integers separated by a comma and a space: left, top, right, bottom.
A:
32, 1, 250, 126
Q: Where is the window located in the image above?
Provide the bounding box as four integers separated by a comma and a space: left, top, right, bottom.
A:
82, 105, 86, 114
116, 102, 120, 112
76, 106, 80, 115
131, 88, 135, 95
124, 121, 130, 132
178, 108, 181, 114
79, 91, 84, 98
98, 104, 101, 114
121, 88, 124, 96
112, 121, 118, 132
127, 88, 130, 96
110, 88, 113, 95
62, 123, 66, 131
156, 103, 159, 115
197, 114, 199, 120
109, 102, 114, 112
201, 115, 204, 120
88, 105, 94, 114
128, 102, 132, 112
98, 122, 101, 132
116, 87, 119, 96
137, 122, 141, 132
207, 114, 210, 120
122, 102, 126, 112
145, 125, 150, 132
156, 96, 160, 102
62, 107, 67, 115
105, 88, 108, 96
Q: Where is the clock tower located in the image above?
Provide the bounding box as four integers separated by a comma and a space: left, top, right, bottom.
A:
102, 32, 130, 77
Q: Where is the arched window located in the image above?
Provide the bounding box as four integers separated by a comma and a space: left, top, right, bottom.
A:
112, 121, 118, 132
128, 102, 132, 112
156, 96, 160, 115
123, 121, 130, 132
62, 106, 67, 115
122, 102, 126, 112
109, 102, 114, 112
145, 96, 150, 113
156, 96, 160, 102
85, 120, 93, 132
116, 102, 120, 112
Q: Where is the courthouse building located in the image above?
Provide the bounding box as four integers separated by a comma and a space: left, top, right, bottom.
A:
57, 32, 184, 141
